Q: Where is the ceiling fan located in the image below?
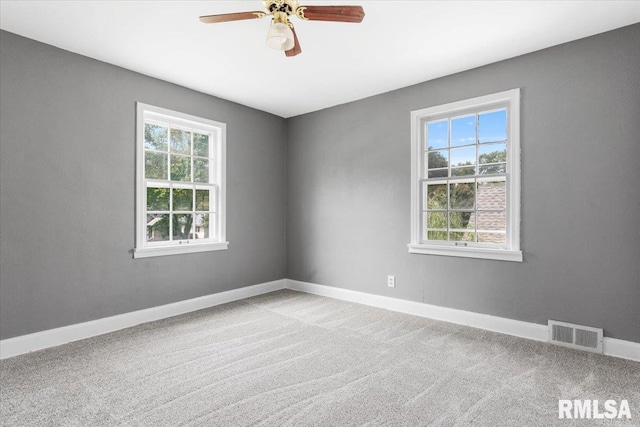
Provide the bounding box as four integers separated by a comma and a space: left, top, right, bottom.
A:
199, 0, 365, 57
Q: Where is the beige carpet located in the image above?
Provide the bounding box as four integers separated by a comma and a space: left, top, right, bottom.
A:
1, 289, 638, 426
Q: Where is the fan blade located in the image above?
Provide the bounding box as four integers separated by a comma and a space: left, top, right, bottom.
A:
199, 11, 266, 24
296, 6, 365, 23
285, 25, 302, 57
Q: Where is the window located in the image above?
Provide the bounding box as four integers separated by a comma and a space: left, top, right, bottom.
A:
408, 89, 522, 262
134, 103, 227, 258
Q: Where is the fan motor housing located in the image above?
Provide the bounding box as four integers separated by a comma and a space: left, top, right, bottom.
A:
263, 0, 300, 15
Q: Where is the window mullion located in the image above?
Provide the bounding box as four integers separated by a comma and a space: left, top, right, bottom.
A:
168, 182, 173, 241
475, 112, 480, 245
474, 179, 478, 242
190, 130, 194, 183
446, 180, 450, 241
166, 127, 171, 182
189, 130, 194, 242
192, 184, 196, 242
447, 118, 452, 178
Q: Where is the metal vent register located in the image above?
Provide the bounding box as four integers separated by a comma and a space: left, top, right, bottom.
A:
548, 320, 603, 353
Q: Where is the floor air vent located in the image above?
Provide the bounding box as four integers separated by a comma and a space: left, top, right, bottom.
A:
548, 320, 603, 353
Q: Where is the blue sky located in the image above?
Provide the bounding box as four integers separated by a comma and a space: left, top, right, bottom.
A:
427, 109, 506, 166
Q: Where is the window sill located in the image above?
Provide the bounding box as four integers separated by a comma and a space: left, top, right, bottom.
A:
134, 241, 229, 259
407, 244, 522, 262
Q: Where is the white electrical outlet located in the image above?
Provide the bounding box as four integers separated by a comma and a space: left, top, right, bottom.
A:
387, 275, 395, 288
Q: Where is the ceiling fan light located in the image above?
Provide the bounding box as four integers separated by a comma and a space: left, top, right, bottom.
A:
266, 22, 295, 51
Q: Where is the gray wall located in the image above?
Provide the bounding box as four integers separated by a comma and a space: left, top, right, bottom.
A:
0, 31, 287, 340
286, 24, 640, 343
2, 25, 639, 344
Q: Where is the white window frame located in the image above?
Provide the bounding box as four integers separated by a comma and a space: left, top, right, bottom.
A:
408, 89, 522, 262
134, 103, 228, 258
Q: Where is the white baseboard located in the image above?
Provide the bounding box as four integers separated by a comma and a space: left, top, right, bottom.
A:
0, 279, 286, 360
285, 279, 640, 363
603, 338, 640, 362
3, 278, 638, 363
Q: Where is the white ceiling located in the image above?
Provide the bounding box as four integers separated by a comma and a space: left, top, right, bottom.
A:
1, 1, 639, 118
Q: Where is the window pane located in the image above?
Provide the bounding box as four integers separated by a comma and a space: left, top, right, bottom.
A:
194, 158, 209, 183
451, 115, 476, 147
479, 143, 506, 164
427, 230, 448, 241
426, 184, 447, 210
170, 129, 191, 155
427, 211, 447, 230
451, 166, 475, 177
450, 182, 475, 209
450, 211, 473, 230
479, 110, 506, 143
194, 133, 209, 157
477, 181, 506, 210
145, 124, 168, 151
173, 214, 194, 240
196, 189, 210, 211
145, 151, 168, 180
170, 155, 191, 181
428, 149, 449, 170
146, 214, 170, 242
478, 232, 506, 244
428, 169, 448, 178
450, 146, 476, 168
476, 211, 506, 231
426, 120, 448, 150
172, 188, 193, 211
194, 213, 210, 239
479, 164, 506, 175
449, 231, 475, 242
147, 187, 170, 211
